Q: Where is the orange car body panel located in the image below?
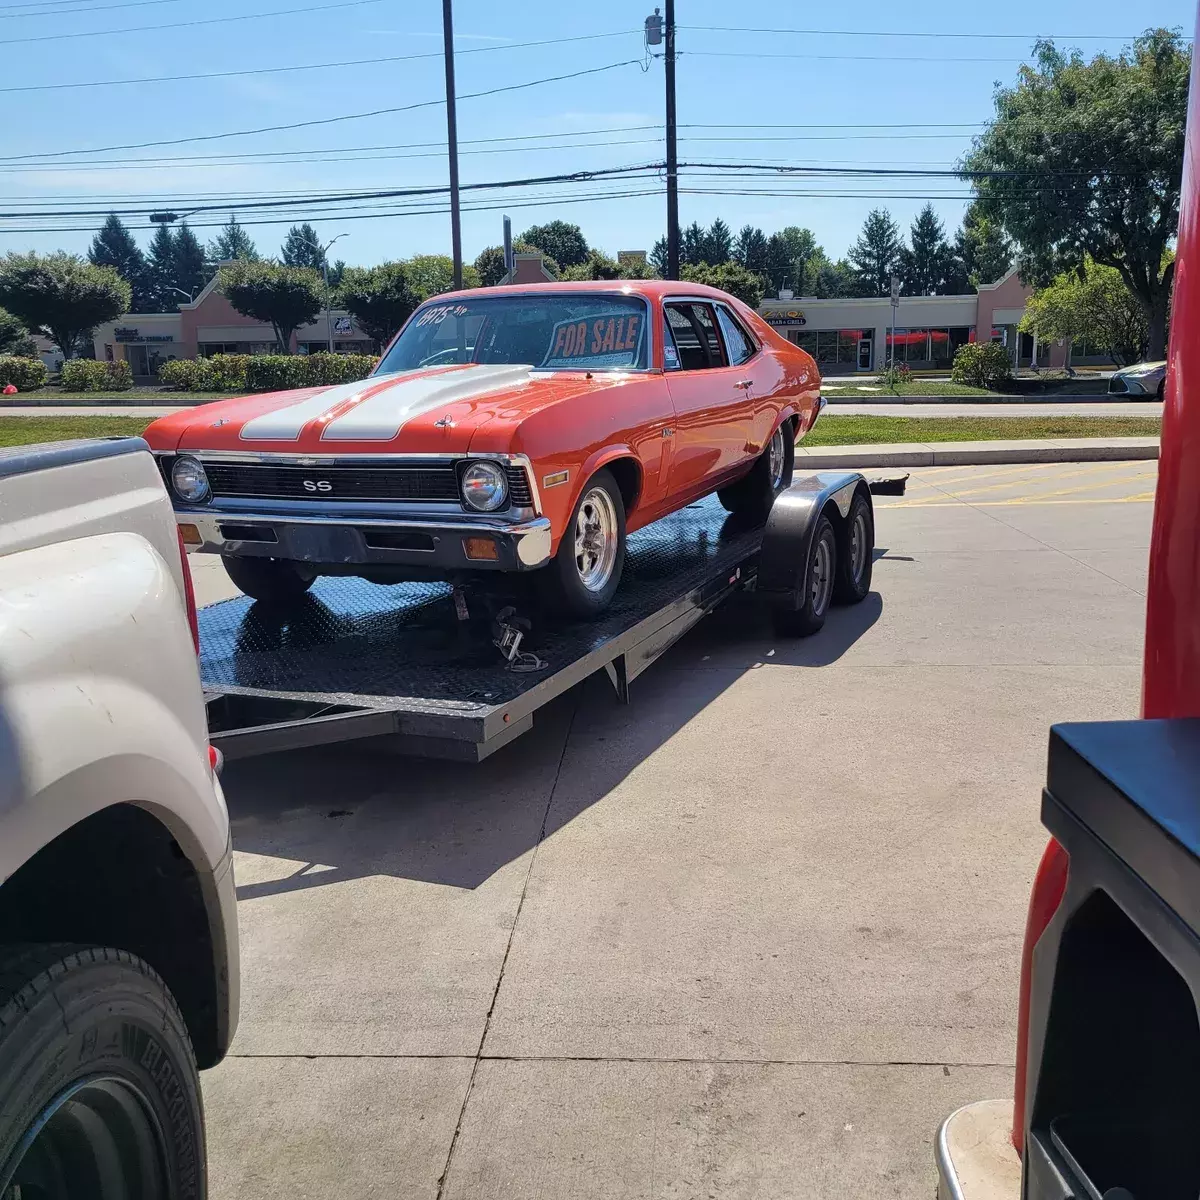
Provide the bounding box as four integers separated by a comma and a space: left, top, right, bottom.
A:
143, 280, 821, 556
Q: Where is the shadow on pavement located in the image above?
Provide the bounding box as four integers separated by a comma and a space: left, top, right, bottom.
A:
221, 586, 882, 898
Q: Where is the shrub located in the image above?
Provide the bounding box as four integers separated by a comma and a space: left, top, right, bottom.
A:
0, 354, 48, 392
205, 353, 250, 391
303, 351, 378, 386
244, 355, 309, 393
59, 358, 134, 392
951, 341, 1014, 389
159, 358, 213, 392
878, 361, 912, 391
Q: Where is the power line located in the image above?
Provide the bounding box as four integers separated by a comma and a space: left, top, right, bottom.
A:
682, 23, 1187, 41
681, 50, 1029, 63
0, 0, 182, 16
4, 0, 387, 43
0, 61, 642, 161
0, 29, 639, 92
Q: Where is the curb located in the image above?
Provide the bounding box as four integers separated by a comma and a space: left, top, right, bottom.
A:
0, 397, 194, 408
824, 393, 1140, 405
795, 437, 1160, 469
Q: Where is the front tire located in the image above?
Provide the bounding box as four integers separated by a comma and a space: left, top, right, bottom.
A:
538, 468, 626, 619
0, 945, 206, 1200
222, 554, 315, 604
771, 513, 836, 637
719, 421, 794, 519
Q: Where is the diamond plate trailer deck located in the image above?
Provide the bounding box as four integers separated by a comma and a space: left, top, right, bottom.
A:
201, 471, 882, 762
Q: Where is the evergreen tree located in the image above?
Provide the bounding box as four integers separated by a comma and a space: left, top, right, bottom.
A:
649, 237, 668, 277
701, 218, 733, 265
88, 213, 148, 313
899, 204, 955, 295
328, 259, 346, 288
776, 226, 818, 291
281, 223, 326, 270
171, 222, 207, 301
848, 208, 904, 296
681, 221, 707, 266
733, 226, 769, 276
763, 233, 793, 293
206, 214, 258, 268
145, 224, 176, 310
954, 200, 1013, 287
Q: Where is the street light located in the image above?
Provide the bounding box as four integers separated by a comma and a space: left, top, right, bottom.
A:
299, 232, 347, 352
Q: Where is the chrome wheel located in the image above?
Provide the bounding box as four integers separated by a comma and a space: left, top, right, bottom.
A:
849, 509, 869, 584
810, 532, 834, 617
768, 425, 787, 491
1, 1075, 167, 1200
574, 486, 619, 592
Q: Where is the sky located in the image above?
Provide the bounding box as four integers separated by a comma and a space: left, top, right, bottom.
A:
0, 0, 1195, 273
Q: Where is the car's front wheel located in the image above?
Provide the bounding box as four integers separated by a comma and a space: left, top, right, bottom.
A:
718, 421, 794, 519
222, 554, 315, 604
538, 468, 626, 619
0, 945, 206, 1200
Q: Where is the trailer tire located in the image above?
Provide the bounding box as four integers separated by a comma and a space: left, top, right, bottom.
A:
538, 468, 627, 619
0, 945, 206, 1200
222, 554, 315, 604
771, 513, 836, 637
833, 492, 874, 605
719, 421, 794, 520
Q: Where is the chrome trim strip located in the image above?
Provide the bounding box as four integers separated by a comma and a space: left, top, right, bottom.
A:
179, 510, 550, 536
934, 1110, 967, 1200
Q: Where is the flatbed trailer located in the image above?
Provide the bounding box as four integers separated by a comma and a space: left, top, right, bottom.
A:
202, 470, 889, 762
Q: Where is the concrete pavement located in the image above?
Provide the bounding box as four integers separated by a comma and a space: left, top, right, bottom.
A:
825, 400, 1161, 418
796, 436, 1159, 469
195, 461, 1150, 1198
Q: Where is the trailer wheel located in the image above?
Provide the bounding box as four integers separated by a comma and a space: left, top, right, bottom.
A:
223, 554, 315, 604
771, 513, 836, 637
0, 945, 205, 1200
538, 468, 626, 619
833, 492, 874, 605
718, 422, 794, 519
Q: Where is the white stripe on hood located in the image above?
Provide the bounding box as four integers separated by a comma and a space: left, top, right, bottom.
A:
238, 371, 417, 442
320, 363, 534, 441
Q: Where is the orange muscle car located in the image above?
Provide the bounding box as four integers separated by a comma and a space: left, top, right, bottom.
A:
146, 281, 824, 617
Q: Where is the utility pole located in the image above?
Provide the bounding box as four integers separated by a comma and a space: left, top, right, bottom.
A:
664, 0, 679, 280
442, 0, 463, 290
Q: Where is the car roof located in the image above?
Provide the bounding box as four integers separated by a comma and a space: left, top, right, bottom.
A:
424, 279, 736, 304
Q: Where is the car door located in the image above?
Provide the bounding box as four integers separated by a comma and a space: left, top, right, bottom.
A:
662, 299, 756, 497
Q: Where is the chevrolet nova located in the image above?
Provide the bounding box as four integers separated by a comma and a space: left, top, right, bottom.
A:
146, 280, 823, 617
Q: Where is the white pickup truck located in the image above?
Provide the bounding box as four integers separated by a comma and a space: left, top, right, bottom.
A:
0, 437, 237, 1197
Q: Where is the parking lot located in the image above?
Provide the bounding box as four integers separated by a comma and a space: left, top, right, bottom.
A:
192, 460, 1153, 1199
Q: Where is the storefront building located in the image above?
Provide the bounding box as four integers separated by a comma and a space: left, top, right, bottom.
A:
757, 268, 1072, 374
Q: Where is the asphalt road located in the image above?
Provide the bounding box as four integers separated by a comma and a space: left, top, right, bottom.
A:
190, 461, 1152, 1199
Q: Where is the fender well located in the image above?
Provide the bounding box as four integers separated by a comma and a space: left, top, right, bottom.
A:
578, 448, 643, 516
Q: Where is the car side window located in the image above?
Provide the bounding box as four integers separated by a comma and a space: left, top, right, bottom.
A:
664, 303, 727, 370
715, 305, 754, 366
662, 314, 682, 370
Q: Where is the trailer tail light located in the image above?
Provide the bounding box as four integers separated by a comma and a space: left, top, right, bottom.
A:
176, 525, 200, 654
1012, 836, 1070, 1155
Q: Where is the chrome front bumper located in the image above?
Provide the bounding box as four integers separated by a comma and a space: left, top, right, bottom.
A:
177, 509, 553, 572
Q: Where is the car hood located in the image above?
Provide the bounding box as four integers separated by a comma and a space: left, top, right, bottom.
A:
1114, 361, 1167, 378
147, 363, 640, 455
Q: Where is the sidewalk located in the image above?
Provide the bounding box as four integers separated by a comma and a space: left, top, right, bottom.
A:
796, 436, 1159, 468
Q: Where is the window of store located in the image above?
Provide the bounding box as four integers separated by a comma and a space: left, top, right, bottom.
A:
199, 342, 240, 356
816, 330, 838, 364
793, 331, 818, 357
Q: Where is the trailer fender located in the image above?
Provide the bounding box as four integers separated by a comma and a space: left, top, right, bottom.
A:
756, 472, 870, 611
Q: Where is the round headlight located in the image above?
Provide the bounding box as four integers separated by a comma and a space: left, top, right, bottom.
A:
171, 455, 210, 504
461, 461, 508, 512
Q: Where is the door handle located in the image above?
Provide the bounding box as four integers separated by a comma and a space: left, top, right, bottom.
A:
734, 379, 753, 390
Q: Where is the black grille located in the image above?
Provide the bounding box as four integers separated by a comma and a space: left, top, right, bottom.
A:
506, 465, 533, 507
202, 461, 461, 503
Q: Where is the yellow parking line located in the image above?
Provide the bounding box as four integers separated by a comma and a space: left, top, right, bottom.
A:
879, 495, 1155, 509
944, 463, 1155, 500
911, 463, 1063, 489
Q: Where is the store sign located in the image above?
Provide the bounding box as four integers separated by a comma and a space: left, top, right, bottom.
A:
114, 327, 174, 343
333, 316, 353, 334
765, 310, 807, 327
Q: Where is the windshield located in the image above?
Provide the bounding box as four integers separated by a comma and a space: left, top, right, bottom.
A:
378, 293, 650, 373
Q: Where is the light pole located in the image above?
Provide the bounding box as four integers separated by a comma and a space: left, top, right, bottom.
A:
300, 232, 347, 351
442, 0, 462, 288
645, 5, 678, 279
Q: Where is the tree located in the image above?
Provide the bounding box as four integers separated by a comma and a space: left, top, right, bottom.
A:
848, 208, 904, 296
219, 260, 323, 353
681, 221, 708, 267
701, 218, 734, 265
519, 220, 589, 268
88, 213, 150, 312
328, 259, 346, 288
1021, 259, 1149, 365
0, 252, 130, 359
679, 261, 765, 308
954, 200, 1012, 287
558, 249, 643, 281
473, 239, 560, 286
733, 225, 769, 276
964, 30, 1190, 358
774, 226, 818, 292
0, 307, 36, 357
803, 251, 856, 298
281, 223, 326, 270
403, 255, 480, 301
649, 237, 669, 277
336, 262, 417, 348
171, 222, 207, 301
206, 215, 259, 268
898, 204, 957, 295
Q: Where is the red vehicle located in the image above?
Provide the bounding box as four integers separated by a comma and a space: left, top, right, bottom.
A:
145, 281, 824, 618
936, 9, 1200, 1197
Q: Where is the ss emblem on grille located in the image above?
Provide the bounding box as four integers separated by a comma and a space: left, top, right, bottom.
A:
302, 480, 333, 493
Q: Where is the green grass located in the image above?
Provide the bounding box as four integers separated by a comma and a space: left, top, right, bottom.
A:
9, 392, 222, 402
823, 381, 992, 397
0, 416, 154, 447
805, 415, 1161, 445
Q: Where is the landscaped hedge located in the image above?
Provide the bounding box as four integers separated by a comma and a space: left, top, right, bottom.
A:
159, 352, 379, 393
951, 342, 1014, 389
60, 358, 134, 392
0, 355, 48, 392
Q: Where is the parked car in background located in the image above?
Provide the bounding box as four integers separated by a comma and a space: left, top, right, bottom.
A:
0, 437, 237, 1197
1107, 359, 1166, 397
143, 281, 824, 618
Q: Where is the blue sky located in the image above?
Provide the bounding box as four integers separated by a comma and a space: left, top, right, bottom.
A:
1, 0, 1194, 270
